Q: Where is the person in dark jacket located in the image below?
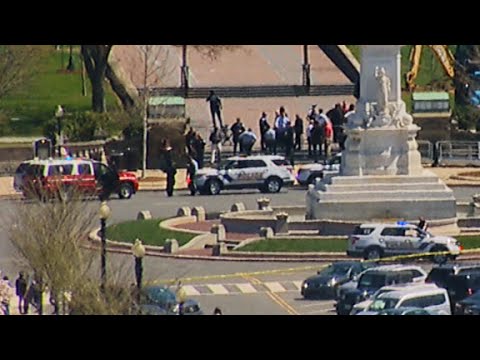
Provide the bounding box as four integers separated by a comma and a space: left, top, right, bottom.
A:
230, 118, 245, 155
327, 104, 345, 143
294, 115, 304, 151
185, 128, 196, 156
192, 133, 205, 169
258, 112, 270, 152
206, 90, 223, 129
163, 142, 176, 197
186, 156, 198, 196
311, 120, 325, 163
284, 122, 295, 158
15, 272, 27, 315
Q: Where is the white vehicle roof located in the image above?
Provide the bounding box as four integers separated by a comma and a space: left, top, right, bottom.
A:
368, 264, 425, 272
359, 223, 417, 229
226, 155, 287, 161
378, 286, 446, 300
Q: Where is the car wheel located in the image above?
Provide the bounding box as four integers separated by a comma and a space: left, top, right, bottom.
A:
207, 179, 222, 195
265, 177, 282, 193
363, 246, 383, 261
118, 183, 133, 199
430, 245, 449, 265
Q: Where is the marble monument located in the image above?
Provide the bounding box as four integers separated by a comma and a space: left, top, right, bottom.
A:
306, 45, 458, 232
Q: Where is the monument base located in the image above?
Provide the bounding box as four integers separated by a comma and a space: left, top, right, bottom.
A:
306, 170, 459, 234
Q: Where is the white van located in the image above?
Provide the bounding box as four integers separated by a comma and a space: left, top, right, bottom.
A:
357, 286, 451, 315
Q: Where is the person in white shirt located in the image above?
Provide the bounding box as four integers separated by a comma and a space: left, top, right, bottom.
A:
275, 107, 290, 153
306, 120, 314, 157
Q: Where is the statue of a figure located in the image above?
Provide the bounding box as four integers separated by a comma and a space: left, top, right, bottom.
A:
375, 67, 391, 116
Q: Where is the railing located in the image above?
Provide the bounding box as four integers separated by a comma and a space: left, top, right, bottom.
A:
437, 141, 480, 165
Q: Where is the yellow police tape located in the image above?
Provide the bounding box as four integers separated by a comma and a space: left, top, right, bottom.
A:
151, 248, 480, 286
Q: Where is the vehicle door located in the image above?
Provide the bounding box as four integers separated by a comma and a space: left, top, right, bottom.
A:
93, 162, 120, 194
76, 162, 96, 195
392, 226, 424, 255
222, 160, 247, 186
380, 227, 406, 256
241, 160, 269, 186
47, 164, 75, 192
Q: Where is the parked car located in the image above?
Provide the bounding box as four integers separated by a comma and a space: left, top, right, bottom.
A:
377, 307, 433, 315
455, 290, 480, 315
194, 155, 295, 195
18, 158, 139, 200
346, 222, 462, 264
350, 283, 439, 315
357, 286, 451, 315
296, 153, 342, 186
335, 264, 427, 315
137, 286, 203, 315
445, 272, 480, 309
301, 261, 375, 299
426, 263, 480, 289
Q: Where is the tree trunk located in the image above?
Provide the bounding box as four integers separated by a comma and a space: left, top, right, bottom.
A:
91, 75, 106, 112
81, 45, 113, 113
105, 63, 137, 111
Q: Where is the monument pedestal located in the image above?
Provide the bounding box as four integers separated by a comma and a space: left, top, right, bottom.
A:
307, 45, 458, 234
342, 126, 423, 176
309, 169, 455, 217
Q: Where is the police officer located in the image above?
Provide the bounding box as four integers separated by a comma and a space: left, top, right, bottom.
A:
163, 142, 176, 197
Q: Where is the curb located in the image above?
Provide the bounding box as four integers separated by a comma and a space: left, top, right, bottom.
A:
87, 226, 480, 263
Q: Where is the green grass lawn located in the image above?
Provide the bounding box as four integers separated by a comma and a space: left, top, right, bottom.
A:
235, 235, 480, 253
1, 46, 120, 136
106, 219, 196, 247
456, 236, 480, 250
236, 238, 347, 253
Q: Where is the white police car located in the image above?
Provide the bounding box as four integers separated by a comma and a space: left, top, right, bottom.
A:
296, 153, 342, 186
347, 222, 462, 264
194, 155, 295, 195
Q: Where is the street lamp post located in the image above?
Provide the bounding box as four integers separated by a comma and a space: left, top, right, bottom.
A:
131, 239, 146, 290
98, 201, 111, 291
55, 105, 65, 157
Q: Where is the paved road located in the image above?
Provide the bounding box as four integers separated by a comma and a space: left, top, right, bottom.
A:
0, 186, 479, 315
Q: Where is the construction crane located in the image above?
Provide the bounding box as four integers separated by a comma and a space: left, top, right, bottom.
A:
406, 45, 455, 91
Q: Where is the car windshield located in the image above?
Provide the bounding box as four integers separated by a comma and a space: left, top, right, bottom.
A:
358, 273, 387, 289
320, 263, 352, 276
369, 298, 399, 311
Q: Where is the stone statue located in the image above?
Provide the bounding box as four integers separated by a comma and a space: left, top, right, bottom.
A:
375, 67, 391, 116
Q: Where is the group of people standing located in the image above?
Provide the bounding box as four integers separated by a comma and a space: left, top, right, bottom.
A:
0, 271, 42, 315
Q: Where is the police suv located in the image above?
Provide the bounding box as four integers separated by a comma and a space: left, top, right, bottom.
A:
347, 222, 462, 264
194, 155, 295, 195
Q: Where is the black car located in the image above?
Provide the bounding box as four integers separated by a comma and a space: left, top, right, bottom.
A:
301, 261, 374, 299
426, 264, 480, 310
426, 263, 480, 289
456, 290, 480, 315
137, 286, 203, 315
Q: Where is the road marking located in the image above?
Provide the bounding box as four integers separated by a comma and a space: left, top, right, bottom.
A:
245, 275, 299, 315
297, 301, 336, 309
293, 281, 303, 290
235, 283, 257, 294
264, 282, 286, 293
301, 308, 336, 316
207, 284, 229, 295
183, 285, 201, 296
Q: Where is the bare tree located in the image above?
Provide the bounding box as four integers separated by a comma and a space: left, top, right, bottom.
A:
0, 45, 47, 100
137, 45, 175, 178
5, 190, 134, 315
